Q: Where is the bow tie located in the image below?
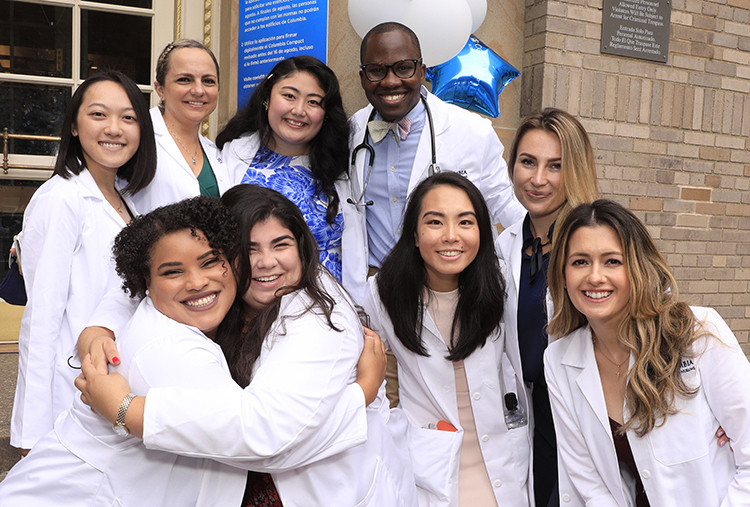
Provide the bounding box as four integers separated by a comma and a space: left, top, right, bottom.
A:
368, 118, 412, 144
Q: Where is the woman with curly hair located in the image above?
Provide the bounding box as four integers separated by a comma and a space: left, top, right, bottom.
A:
217, 56, 348, 280
73, 185, 416, 506
544, 199, 750, 506
0, 196, 239, 506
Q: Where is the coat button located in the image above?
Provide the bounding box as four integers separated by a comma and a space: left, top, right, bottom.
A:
473, 392, 481, 400
641, 469, 651, 479
481, 434, 489, 442
493, 479, 502, 488
561, 493, 571, 503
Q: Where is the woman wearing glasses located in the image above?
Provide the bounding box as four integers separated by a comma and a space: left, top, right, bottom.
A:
217, 56, 348, 281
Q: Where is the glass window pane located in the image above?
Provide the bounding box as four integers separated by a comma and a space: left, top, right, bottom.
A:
81, 9, 151, 84
0, 82, 68, 155
0, 0, 72, 78
86, 0, 152, 8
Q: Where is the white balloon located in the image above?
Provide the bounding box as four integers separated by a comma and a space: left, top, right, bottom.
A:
347, 0, 410, 39
466, 0, 487, 33
402, 0, 472, 67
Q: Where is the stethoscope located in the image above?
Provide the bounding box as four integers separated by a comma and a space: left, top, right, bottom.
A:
347, 95, 441, 207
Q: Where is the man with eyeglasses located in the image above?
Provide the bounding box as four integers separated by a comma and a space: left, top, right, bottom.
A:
340, 22, 524, 307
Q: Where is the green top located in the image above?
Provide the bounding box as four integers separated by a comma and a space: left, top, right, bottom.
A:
196, 148, 219, 197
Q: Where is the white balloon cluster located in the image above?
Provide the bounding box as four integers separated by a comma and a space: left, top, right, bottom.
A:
348, 0, 487, 67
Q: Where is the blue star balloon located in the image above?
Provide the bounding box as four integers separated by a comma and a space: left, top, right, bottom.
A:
426, 35, 519, 118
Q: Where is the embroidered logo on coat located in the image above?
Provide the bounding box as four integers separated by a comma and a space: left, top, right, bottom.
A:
679, 358, 696, 375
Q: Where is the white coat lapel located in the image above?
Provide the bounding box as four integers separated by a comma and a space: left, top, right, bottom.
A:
564, 328, 631, 503
407, 92, 448, 193
78, 169, 128, 226
417, 304, 460, 422
151, 109, 195, 180
508, 223, 523, 302
199, 136, 230, 195
421, 303, 443, 348
564, 328, 610, 434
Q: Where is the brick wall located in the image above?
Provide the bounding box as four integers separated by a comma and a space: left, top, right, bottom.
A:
522, 0, 750, 353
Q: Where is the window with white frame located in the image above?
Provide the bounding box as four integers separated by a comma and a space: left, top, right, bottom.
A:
0, 0, 173, 278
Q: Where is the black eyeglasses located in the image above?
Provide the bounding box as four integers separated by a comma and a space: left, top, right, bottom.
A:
360, 59, 422, 82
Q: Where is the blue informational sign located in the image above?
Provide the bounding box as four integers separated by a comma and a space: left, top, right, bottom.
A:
238, 0, 329, 109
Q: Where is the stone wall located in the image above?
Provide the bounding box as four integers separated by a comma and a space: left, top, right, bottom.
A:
522, 0, 750, 351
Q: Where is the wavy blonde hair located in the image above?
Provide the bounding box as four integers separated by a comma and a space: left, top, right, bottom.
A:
547, 200, 700, 436
507, 108, 599, 240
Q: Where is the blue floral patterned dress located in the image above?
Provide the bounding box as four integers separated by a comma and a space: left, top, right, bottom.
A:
241, 145, 344, 280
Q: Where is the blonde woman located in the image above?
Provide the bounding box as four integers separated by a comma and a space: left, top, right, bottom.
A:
544, 199, 749, 506
495, 108, 599, 506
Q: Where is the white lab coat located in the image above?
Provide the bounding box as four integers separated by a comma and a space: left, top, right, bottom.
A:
364, 276, 532, 506
141, 273, 418, 506
494, 217, 554, 427
10, 169, 135, 450
340, 91, 525, 304
129, 107, 231, 215
0, 297, 245, 507
544, 307, 750, 507
221, 131, 262, 184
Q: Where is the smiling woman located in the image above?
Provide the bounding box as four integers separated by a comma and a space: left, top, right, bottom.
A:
544, 200, 750, 506
9, 71, 156, 454
217, 56, 350, 281
495, 108, 600, 506
0, 196, 244, 506
128, 39, 232, 215
365, 172, 532, 506
141, 229, 235, 338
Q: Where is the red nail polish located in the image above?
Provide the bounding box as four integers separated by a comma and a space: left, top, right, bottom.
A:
112, 356, 121, 365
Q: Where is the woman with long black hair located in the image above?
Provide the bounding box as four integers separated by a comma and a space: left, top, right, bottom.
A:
365, 172, 531, 506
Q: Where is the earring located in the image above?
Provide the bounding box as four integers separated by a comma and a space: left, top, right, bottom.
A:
263, 100, 268, 111
145, 289, 150, 297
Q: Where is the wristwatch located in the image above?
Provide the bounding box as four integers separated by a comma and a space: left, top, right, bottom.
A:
112, 392, 137, 437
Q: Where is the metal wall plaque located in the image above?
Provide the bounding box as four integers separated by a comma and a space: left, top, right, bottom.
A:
601, 0, 671, 63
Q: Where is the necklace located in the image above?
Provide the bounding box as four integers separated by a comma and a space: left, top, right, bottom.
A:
166, 123, 199, 165
593, 335, 629, 377
113, 190, 128, 217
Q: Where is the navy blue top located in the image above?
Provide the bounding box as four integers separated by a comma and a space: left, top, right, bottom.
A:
517, 214, 554, 385
518, 214, 560, 507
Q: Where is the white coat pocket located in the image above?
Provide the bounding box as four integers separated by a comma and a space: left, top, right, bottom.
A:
647, 395, 709, 466
407, 424, 463, 503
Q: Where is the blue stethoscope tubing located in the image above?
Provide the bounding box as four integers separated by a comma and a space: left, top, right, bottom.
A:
347, 95, 440, 207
